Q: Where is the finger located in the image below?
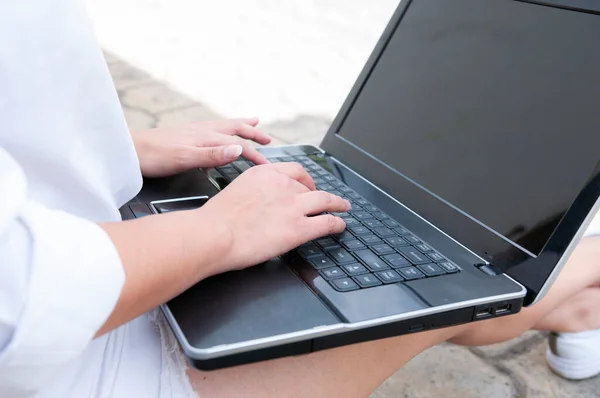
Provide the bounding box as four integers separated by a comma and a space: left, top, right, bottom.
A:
198, 133, 269, 166
186, 145, 244, 168
236, 123, 272, 145
237, 117, 260, 127
303, 214, 347, 239
300, 191, 351, 215
268, 162, 316, 191
215, 119, 271, 145
238, 140, 270, 165
289, 177, 312, 194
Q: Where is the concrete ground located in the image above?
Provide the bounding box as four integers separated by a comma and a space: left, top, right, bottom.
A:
89, 1, 600, 396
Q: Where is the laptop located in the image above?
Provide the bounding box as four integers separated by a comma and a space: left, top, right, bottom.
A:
120, 0, 600, 370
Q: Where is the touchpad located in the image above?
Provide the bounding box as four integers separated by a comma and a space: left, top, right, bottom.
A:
150, 196, 209, 213
165, 259, 341, 349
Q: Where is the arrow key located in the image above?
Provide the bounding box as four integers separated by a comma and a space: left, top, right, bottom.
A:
330, 277, 360, 292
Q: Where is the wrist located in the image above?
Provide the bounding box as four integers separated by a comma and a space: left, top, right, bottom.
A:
129, 130, 153, 175
185, 206, 234, 279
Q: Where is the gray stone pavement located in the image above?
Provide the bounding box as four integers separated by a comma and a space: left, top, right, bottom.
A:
105, 52, 599, 397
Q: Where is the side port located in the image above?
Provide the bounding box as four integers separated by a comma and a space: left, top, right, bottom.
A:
475, 307, 492, 319
494, 304, 512, 315
408, 323, 425, 332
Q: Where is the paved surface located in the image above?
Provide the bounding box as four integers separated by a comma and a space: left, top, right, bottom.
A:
91, 1, 600, 396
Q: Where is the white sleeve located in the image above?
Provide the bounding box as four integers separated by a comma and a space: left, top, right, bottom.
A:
0, 148, 126, 397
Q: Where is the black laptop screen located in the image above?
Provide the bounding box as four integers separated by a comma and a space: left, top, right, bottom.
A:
334, 0, 600, 255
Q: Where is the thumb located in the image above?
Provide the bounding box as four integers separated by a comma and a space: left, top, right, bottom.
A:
194, 144, 243, 168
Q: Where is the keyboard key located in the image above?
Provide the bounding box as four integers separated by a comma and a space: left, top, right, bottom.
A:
315, 170, 329, 177
325, 247, 355, 264
397, 247, 430, 264
322, 175, 337, 182
298, 245, 323, 258
418, 263, 445, 276
383, 219, 401, 228
416, 244, 434, 253
398, 266, 425, 280
371, 244, 395, 255
363, 205, 379, 212
316, 238, 338, 249
373, 227, 396, 237
339, 186, 353, 193
216, 165, 237, 174
427, 252, 446, 262
350, 226, 370, 235
439, 261, 460, 273
363, 219, 384, 229
279, 156, 295, 162
371, 211, 390, 220
331, 212, 350, 218
309, 255, 336, 269
356, 199, 369, 206
342, 240, 367, 251
383, 253, 411, 268
342, 217, 362, 227
316, 183, 334, 191
332, 230, 355, 241
331, 180, 345, 188
354, 250, 390, 271
346, 192, 361, 199
404, 235, 422, 244
385, 237, 407, 247
320, 267, 346, 280
394, 227, 411, 235
375, 270, 404, 284
353, 211, 374, 221
232, 160, 252, 172
312, 178, 326, 185
342, 263, 369, 275
296, 158, 313, 165
354, 274, 382, 288
360, 235, 382, 245
331, 277, 359, 292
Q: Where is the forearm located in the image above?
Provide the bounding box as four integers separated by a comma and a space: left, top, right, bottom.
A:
96, 209, 230, 336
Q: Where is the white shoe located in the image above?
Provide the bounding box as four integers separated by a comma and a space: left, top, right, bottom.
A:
546, 329, 600, 380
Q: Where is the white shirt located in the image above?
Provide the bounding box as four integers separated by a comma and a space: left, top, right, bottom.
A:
0, 1, 163, 396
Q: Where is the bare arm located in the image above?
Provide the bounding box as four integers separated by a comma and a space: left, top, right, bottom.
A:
95, 209, 228, 336
95, 163, 350, 337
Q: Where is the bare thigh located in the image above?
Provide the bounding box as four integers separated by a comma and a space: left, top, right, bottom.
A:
188, 237, 600, 398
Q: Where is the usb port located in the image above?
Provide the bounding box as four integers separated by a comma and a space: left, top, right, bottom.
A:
475, 308, 492, 319
409, 323, 425, 332
495, 304, 511, 315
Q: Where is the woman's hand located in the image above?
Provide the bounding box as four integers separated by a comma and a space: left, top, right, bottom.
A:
131, 117, 272, 178
197, 162, 350, 274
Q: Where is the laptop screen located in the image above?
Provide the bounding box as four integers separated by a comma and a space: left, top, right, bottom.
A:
332, 0, 600, 256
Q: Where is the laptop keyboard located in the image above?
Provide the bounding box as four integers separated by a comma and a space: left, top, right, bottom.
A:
208, 155, 461, 293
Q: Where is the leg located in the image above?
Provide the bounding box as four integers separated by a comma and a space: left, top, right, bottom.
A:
189, 237, 600, 397
534, 287, 600, 333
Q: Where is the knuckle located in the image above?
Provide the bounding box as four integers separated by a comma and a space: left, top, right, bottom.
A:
325, 214, 339, 231
209, 147, 221, 160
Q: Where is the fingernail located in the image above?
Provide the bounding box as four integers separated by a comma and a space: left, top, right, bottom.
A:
224, 145, 243, 160
345, 200, 351, 209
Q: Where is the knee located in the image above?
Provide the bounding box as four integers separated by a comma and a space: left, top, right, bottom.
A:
563, 303, 600, 333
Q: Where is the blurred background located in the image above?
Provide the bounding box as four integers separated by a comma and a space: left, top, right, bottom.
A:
86, 0, 398, 142
84, 1, 600, 396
